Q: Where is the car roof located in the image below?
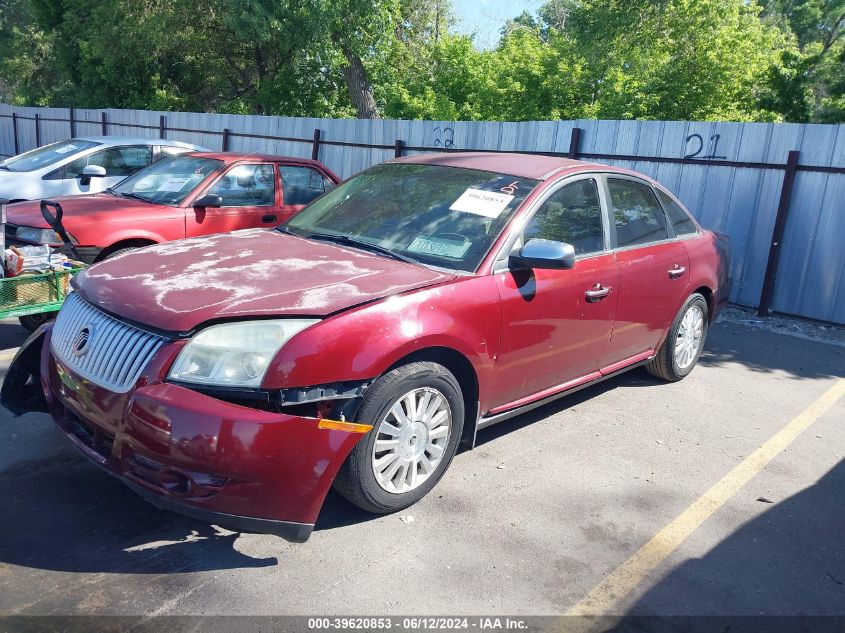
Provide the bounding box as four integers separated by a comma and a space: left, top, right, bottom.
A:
188, 152, 329, 167
391, 152, 601, 181
69, 136, 202, 148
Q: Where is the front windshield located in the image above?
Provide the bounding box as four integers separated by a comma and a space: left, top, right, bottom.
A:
284, 163, 538, 272
0, 139, 100, 172
112, 156, 223, 205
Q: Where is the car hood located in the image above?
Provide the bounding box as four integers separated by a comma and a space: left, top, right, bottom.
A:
6, 193, 168, 227
74, 229, 457, 332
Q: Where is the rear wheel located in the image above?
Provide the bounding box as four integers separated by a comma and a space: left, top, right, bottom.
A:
646, 293, 709, 382
333, 361, 464, 513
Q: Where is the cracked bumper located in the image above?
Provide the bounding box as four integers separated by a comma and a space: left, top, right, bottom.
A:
4, 326, 367, 542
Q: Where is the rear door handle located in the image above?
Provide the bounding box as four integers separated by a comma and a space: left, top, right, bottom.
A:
262, 214, 278, 223
585, 283, 612, 302
668, 265, 687, 279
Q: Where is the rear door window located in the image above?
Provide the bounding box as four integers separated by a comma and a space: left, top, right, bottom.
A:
281, 165, 331, 205
607, 178, 670, 248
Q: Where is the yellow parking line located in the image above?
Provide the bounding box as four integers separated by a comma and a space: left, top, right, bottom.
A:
0, 348, 19, 363
566, 377, 845, 617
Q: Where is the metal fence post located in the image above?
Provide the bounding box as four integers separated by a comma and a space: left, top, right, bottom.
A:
69, 107, 76, 137
101, 111, 108, 135
11, 113, 19, 155
394, 139, 404, 158
222, 128, 230, 152
758, 149, 800, 317
568, 127, 582, 159
159, 115, 166, 139
34, 113, 41, 146
311, 128, 321, 161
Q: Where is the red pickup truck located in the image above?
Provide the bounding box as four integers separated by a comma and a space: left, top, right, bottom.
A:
5, 152, 340, 263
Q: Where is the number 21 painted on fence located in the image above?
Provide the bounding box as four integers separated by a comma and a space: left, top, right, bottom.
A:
684, 133, 727, 160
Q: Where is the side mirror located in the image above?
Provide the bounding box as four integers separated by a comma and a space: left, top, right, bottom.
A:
193, 194, 223, 208
509, 238, 576, 270
81, 165, 107, 178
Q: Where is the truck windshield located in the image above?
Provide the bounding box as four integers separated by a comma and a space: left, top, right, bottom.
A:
111, 156, 224, 206
284, 163, 538, 272
0, 140, 100, 172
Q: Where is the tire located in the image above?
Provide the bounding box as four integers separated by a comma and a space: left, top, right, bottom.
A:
646, 293, 709, 382
333, 361, 464, 514
19, 312, 56, 333
102, 247, 139, 261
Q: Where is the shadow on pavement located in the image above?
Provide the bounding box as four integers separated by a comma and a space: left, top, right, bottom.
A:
698, 320, 843, 380
0, 319, 32, 350
0, 456, 280, 574
624, 459, 845, 615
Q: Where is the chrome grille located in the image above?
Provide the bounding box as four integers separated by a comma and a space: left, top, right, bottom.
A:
51, 293, 166, 393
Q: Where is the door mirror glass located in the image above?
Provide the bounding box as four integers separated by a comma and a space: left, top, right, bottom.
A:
80, 165, 106, 178
193, 194, 223, 208
509, 238, 575, 270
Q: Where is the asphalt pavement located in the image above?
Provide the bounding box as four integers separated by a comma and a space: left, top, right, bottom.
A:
0, 312, 843, 621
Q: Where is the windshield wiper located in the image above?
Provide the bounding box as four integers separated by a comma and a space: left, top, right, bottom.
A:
111, 190, 150, 203
0, 165, 13, 171
306, 232, 420, 265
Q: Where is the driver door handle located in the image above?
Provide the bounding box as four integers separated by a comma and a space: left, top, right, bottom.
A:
262, 214, 278, 223
585, 283, 612, 303
668, 265, 687, 279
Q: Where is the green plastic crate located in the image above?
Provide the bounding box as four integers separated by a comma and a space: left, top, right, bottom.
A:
0, 267, 83, 319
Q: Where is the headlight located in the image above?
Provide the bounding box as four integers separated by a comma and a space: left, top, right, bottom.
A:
168, 320, 318, 388
16, 226, 62, 244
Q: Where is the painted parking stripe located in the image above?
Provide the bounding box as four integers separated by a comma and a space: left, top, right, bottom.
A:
565, 377, 845, 617
0, 348, 19, 363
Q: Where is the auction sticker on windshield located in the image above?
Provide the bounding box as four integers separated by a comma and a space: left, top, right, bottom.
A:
450, 188, 514, 218
157, 177, 192, 192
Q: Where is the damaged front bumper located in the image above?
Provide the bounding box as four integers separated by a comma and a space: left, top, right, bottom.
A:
1, 326, 369, 542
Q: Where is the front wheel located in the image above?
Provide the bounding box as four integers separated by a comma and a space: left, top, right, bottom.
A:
646, 293, 709, 382
333, 361, 464, 513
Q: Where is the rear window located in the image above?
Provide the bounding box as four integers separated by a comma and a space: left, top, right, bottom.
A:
657, 190, 698, 236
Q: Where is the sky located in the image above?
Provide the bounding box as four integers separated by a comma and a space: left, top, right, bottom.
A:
451, 0, 545, 49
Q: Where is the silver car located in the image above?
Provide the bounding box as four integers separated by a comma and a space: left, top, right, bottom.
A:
0, 136, 207, 202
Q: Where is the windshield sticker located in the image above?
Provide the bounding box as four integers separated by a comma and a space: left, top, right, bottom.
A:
407, 235, 472, 259
54, 144, 78, 154
157, 177, 192, 192
449, 188, 514, 218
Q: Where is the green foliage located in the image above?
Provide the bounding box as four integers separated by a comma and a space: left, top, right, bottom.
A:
759, 0, 845, 121
0, 0, 841, 123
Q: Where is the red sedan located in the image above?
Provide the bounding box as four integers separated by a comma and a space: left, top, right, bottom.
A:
5, 151, 340, 263
2, 153, 731, 542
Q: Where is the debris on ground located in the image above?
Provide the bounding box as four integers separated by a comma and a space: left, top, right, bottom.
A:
399, 515, 415, 524
717, 307, 845, 347
756, 496, 774, 504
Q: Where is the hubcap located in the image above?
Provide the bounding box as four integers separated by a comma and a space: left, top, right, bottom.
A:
371, 387, 452, 494
675, 305, 704, 370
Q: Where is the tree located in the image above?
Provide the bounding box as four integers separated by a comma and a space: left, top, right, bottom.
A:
561, 0, 793, 121
759, 0, 845, 121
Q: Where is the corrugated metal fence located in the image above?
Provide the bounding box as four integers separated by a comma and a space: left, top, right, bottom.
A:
1, 103, 844, 325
